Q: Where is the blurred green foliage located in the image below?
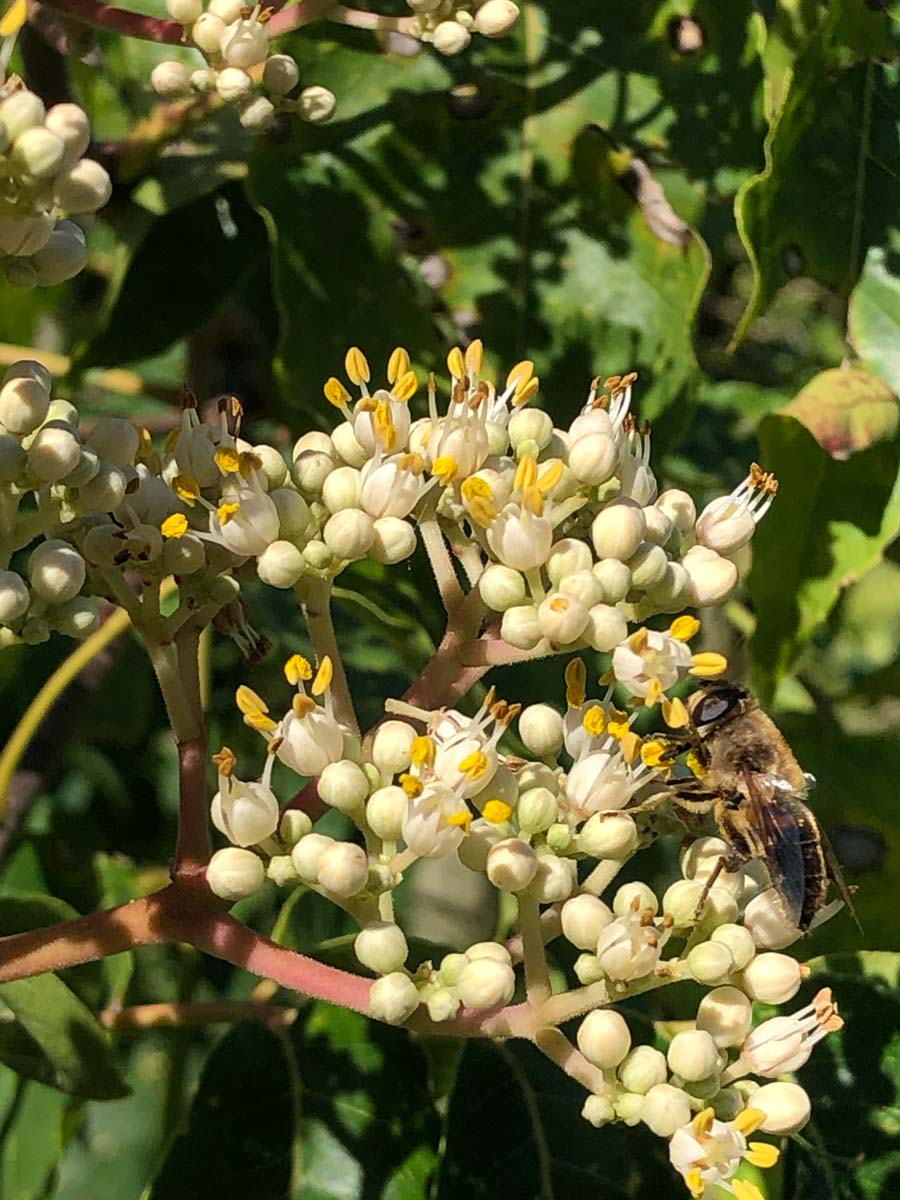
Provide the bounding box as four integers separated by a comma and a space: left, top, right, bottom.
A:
1, 0, 900, 1196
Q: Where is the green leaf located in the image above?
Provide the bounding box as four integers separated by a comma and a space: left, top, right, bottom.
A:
849, 245, 900, 395
0, 1072, 69, 1200
748, 414, 900, 696
781, 366, 899, 459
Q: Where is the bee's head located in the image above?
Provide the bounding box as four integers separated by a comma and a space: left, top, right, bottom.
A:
687, 680, 749, 734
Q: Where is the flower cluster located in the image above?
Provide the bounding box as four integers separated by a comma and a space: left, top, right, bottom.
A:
0, 78, 111, 288
151, 0, 335, 131
407, 0, 520, 55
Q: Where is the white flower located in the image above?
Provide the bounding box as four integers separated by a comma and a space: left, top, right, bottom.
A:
210, 747, 279, 847
595, 911, 664, 982
695, 464, 778, 556
611, 619, 727, 704
359, 451, 432, 518
402, 783, 471, 858
208, 470, 279, 558
238, 656, 344, 779
738, 988, 842, 1078
668, 1107, 779, 1200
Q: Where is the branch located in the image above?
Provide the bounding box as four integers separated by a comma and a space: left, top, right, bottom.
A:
175, 736, 210, 875
299, 578, 359, 736
36, 0, 186, 43
518, 893, 550, 1008
268, 0, 416, 37
419, 518, 465, 616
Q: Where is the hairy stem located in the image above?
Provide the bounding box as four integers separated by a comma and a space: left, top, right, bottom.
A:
299, 577, 358, 736
533, 1027, 608, 1094
518, 893, 551, 1008
419, 518, 464, 616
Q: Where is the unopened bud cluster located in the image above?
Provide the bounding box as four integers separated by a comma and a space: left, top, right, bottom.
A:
407, 0, 520, 56
0, 78, 111, 287
152, 0, 334, 131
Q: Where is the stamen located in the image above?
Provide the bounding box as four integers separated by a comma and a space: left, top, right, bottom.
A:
482, 799, 512, 823
662, 697, 689, 728
537, 460, 564, 494
284, 654, 313, 684
312, 656, 333, 695
583, 705, 606, 737
505, 360, 534, 392
447, 347, 465, 379
620, 730, 641, 763
217, 501, 240, 526
393, 370, 417, 402
464, 339, 484, 375
446, 810, 473, 832
514, 455, 538, 492
733, 1108, 766, 1136
731, 1182, 764, 1200
292, 695, 316, 718
212, 746, 237, 776
399, 773, 423, 798
215, 446, 241, 475
745, 1143, 780, 1169
565, 658, 586, 708
691, 1107, 715, 1136
520, 485, 544, 516
345, 346, 371, 386
685, 1167, 705, 1198
607, 710, 630, 740
173, 474, 201, 506
161, 514, 189, 539
514, 376, 540, 406
670, 615, 700, 641
645, 678, 663, 706
387, 346, 410, 384
236, 685, 269, 715
458, 750, 489, 780
432, 456, 459, 483
689, 653, 728, 679
411, 735, 436, 767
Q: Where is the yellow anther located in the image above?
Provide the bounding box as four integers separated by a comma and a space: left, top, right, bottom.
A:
685, 1168, 705, 1199
447, 809, 473, 832
733, 1108, 766, 1136
505, 359, 534, 392
627, 626, 649, 654
399, 773, 423, 798
670, 615, 701, 641
239, 451, 262, 478
467, 497, 498, 528
621, 730, 641, 763
689, 652, 728, 679
374, 400, 397, 451
163, 428, 180, 454
236, 685, 268, 716
161, 513, 189, 539
513, 376, 540, 407
482, 799, 512, 824
312, 656, 333, 696
662, 696, 689, 729
345, 346, 371, 386
692, 1107, 715, 1137
1, 0, 29, 39
411, 735, 435, 767
458, 750, 489, 780
746, 1143, 780, 1169
212, 746, 237, 777
607, 709, 630, 740
537, 460, 564, 495
565, 658, 586, 708
215, 446, 241, 475
644, 678, 663, 706
641, 739, 669, 769
550, 595, 570, 613
292, 694, 316, 718
387, 346, 410, 384
246, 711, 278, 733
284, 654, 313, 684
521, 485, 544, 516
464, 339, 484, 375
514, 454, 538, 492
686, 750, 706, 779
731, 1182, 764, 1200
324, 377, 351, 408
217, 501, 240, 526
356, 396, 377, 413
393, 370, 417, 403
173, 474, 200, 506
447, 346, 465, 379
461, 476, 494, 502
582, 705, 606, 737
432, 456, 459, 484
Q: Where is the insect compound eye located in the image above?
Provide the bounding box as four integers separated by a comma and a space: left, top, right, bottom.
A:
694, 691, 739, 727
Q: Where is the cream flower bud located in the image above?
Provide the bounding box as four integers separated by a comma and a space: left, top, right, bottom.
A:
618, 1045, 667, 1094
582, 1094, 615, 1128
627, 542, 668, 590
696, 495, 757, 556
517, 787, 558, 833
740, 952, 802, 1004
681, 836, 730, 881
427, 988, 460, 1022
0, 377, 48, 438
54, 158, 112, 215
191, 68, 217, 92
486, 838, 538, 891
642, 505, 674, 546
85, 417, 138, 467
317, 841, 369, 898
479, 563, 526, 611
584, 603, 628, 652
560, 894, 614, 950
591, 498, 646, 561
641, 1084, 692, 1137
29, 220, 87, 285
298, 86, 336, 124
457, 818, 505, 872
370, 720, 416, 777
355, 921, 408, 974
318, 759, 369, 813
28, 424, 82, 481
263, 53, 300, 95
53, 597, 100, 639
577, 1009, 631, 1068
280, 810, 312, 846
682, 544, 738, 607
216, 67, 253, 103
686, 941, 735, 986
592, 558, 631, 603
10, 127, 65, 182
63, 446, 100, 488
324, 510, 374, 560
710, 924, 756, 970
662, 879, 705, 927
615, 1092, 645, 1126
657, 488, 696, 534
456, 958, 515, 1009
574, 953, 604, 985
667, 1029, 719, 1081
369, 972, 419, 1024
558, 570, 603, 608
364, 786, 406, 841
163, 533, 206, 575
508, 408, 552, 452
0, 214, 54, 259
0, 571, 30, 624
322, 465, 360, 512
221, 17, 269, 69
642, 562, 691, 613
750, 1081, 811, 1135
291, 832, 335, 882
432, 20, 472, 54
466, 941, 512, 964
267, 855, 298, 887
742, 888, 802, 949
332, 421, 368, 467
28, 540, 85, 603
567, 414, 617, 484
256, 539, 304, 587
538, 591, 588, 645
207, 847, 265, 901
151, 61, 192, 98
613, 882, 658, 917
371, 517, 417, 564
211, 777, 279, 847
0, 91, 45, 141
270, 487, 309, 537
547, 539, 592, 584
529, 853, 576, 902
209, 0, 242, 18
500, 603, 541, 650
239, 95, 276, 131
0, 435, 26, 481
438, 952, 468, 986
474, 0, 520, 36
518, 704, 564, 757
166, 0, 202, 21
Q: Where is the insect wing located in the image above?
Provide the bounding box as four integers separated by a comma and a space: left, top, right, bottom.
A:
741, 774, 824, 929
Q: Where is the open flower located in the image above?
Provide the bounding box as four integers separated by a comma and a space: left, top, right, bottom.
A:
695, 464, 778, 557
402, 782, 472, 858
735, 988, 843, 1078
209, 745, 279, 847
611, 619, 727, 705
359, 450, 433, 519
669, 1107, 779, 1200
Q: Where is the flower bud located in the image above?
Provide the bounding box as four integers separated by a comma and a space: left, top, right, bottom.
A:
681, 836, 729, 881
596, 919, 660, 981
0, 435, 26, 481
574, 953, 604, 984
369, 972, 419, 1024
528, 853, 576, 903
438, 952, 468, 986
662, 879, 705, 927
479, 563, 526, 611
211, 777, 279, 847
216, 67, 253, 103
267, 855, 298, 887
709, 923, 756, 970
687, 942, 735, 985
163, 533, 206, 575
547, 539, 592, 585
456, 958, 515, 1009
667, 1028, 718, 1082
432, 20, 471, 54
239, 95, 276, 131
324, 509, 374, 560
192, 11, 226, 52
427, 988, 460, 1022
517, 786, 558, 834
538, 591, 588, 645
318, 759, 369, 813
500, 603, 541, 650
78, 463, 127, 513
627, 542, 668, 590
466, 941, 512, 964
0, 214, 55, 260
191, 67, 217, 92
166, 0, 202, 20
749, 1081, 811, 1135
615, 1091, 644, 1125
568, 430, 617, 486
641, 1084, 691, 1137
0, 91, 45, 142
457, 818, 505, 872
30, 220, 87, 285
618, 1045, 667, 1094
577, 812, 638, 859
682, 544, 738, 607
10, 127, 65, 182
317, 841, 369, 898
55, 157, 113, 215
263, 53, 300, 95
560, 894, 614, 950
81, 417, 136, 469
257, 539, 305, 587
558, 570, 603, 608
221, 17, 269, 69
742, 888, 802, 950
516, 762, 557, 792
207, 847, 265, 901
270, 487, 309, 538
322, 465, 360, 512
740, 952, 802, 1004
370, 721, 416, 778
583, 603, 628, 652
486, 838, 538, 891
280, 809, 313, 847
508, 407, 552, 452
577, 1009, 631, 1068
474, 0, 520, 36
303, 540, 332, 569
696, 496, 756, 556
0, 571, 30, 624
28, 539, 85, 603
355, 921, 408, 974
613, 881, 658, 917
642, 562, 691, 613
63, 445, 100, 488
298, 86, 336, 123
151, 61, 192, 98
696, 986, 753, 1048
592, 498, 646, 561
518, 704, 563, 758
591, 558, 631, 603
642, 505, 674, 546
582, 1094, 615, 1127
371, 516, 416, 564
657, 488, 696, 534
291, 832, 335, 881
28, 424, 81, 482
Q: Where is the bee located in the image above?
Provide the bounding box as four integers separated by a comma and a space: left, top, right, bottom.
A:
661, 681, 854, 932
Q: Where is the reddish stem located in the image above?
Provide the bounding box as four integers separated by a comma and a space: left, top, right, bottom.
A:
37, 0, 186, 43
175, 736, 211, 875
